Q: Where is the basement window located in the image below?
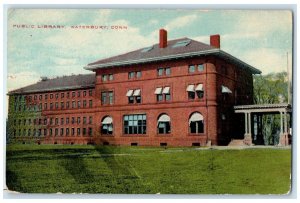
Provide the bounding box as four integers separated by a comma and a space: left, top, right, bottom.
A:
160, 143, 168, 147
192, 143, 200, 146
131, 143, 138, 146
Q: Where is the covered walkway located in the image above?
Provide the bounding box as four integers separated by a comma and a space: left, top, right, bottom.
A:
234, 104, 292, 146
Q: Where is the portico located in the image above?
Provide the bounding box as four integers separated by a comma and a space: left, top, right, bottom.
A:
234, 104, 292, 146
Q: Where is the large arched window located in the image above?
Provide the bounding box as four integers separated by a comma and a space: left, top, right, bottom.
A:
189, 112, 204, 134
101, 116, 113, 135
157, 114, 171, 134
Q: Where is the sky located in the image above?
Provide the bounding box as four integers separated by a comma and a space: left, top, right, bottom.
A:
6, 9, 293, 92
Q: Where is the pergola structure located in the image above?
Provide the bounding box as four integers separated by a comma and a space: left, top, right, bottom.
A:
234, 103, 292, 146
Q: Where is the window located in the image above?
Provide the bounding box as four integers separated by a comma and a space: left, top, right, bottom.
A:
89, 100, 93, 108
38, 103, 42, 110
55, 118, 59, 125
72, 92, 75, 97
126, 89, 141, 104
89, 90, 93, 96
89, 116, 92, 124
38, 119, 42, 125
102, 74, 113, 82
77, 128, 81, 136
55, 102, 58, 109
189, 64, 204, 73
66, 117, 69, 124
101, 116, 113, 135
78, 91, 81, 97
72, 117, 75, 124
50, 103, 53, 110
157, 114, 171, 134
28, 129, 31, 136
50, 118, 53, 125
129, 71, 141, 79
83, 128, 86, 136
66, 101, 70, 109
71, 128, 75, 136
28, 119, 31, 125
45, 94, 48, 100
49, 128, 53, 136
39, 95, 42, 100
186, 84, 204, 100
157, 67, 171, 76
61, 102, 64, 109
55, 128, 58, 136
123, 114, 146, 134
101, 91, 114, 105
157, 68, 164, 76
38, 129, 42, 136
34, 95, 37, 100
102, 75, 107, 82
60, 128, 64, 136
155, 87, 171, 102
188, 65, 195, 73
44, 118, 47, 125
66, 128, 69, 136
55, 93, 58, 99
83, 91, 86, 97
83, 100, 87, 108
83, 117, 86, 124
23, 119, 26, 125
44, 129, 47, 136
198, 64, 204, 72
78, 101, 81, 108
72, 101, 76, 108
50, 94, 53, 99
165, 68, 171, 75
61, 118, 64, 125
77, 117, 81, 124
88, 128, 93, 136
189, 112, 204, 134
67, 92, 70, 98
61, 93, 64, 98
44, 103, 47, 110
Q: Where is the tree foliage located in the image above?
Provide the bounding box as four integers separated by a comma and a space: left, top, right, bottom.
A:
253, 72, 290, 145
253, 72, 289, 104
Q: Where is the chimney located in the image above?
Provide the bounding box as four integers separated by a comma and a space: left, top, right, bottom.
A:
159, 29, 167, 48
210, 34, 220, 48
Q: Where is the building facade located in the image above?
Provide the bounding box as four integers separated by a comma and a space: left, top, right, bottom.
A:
7, 29, 261, 146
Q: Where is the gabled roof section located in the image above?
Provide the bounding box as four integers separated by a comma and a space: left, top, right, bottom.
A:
8, 74, 95, 95
85, 37, 261, 74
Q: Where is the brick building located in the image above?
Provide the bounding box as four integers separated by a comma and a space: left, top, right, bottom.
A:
7, 29, 261, 146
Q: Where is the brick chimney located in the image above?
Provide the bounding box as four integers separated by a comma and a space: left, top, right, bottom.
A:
210, 34, 220, 48
159, 29, 168, 48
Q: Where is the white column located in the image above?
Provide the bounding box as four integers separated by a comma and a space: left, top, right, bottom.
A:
248, 113, 251, 135
280, 111, 283, 134
245, 113, 248, 134
284, 112, 288, 134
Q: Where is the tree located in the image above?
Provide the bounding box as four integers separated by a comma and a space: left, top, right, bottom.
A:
253, 71, 290, 145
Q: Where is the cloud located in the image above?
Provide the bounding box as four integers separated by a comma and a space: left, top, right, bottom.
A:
238, 48, 291, 75
7, 71, 40, 92
165, 14, 198, 31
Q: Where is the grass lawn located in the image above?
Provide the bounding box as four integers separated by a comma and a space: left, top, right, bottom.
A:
6, 144, 291, 194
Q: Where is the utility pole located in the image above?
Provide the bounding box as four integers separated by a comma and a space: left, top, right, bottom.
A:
287, 52, 291, 104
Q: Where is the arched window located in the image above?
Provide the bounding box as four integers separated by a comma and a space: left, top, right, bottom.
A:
101, 116, 113, 135
189, 112, 204, 134
157, 114, 171, 134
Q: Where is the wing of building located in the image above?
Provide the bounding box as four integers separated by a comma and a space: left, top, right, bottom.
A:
7, 29, 261, 146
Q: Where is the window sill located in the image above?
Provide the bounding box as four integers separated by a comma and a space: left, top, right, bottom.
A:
188, 133, 206, 136
121, 134, 148, 137
156, 133, 172, 137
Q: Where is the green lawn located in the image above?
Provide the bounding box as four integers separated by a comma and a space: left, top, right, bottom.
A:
6, 144, 291, 194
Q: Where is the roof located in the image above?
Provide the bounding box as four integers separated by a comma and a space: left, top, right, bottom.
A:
8, 74, 95, 95
85, 37, 261, 74
234, 103, 292, 113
